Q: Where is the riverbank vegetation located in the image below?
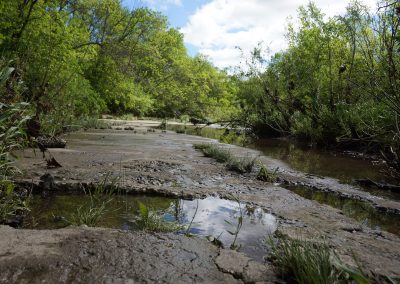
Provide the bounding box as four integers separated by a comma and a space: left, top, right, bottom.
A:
235, 1, 400, 178
0, 0, 238, 135
1, 0, 399, 179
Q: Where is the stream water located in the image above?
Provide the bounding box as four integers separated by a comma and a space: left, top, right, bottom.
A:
165, 124, 400, 235
167, 124, 399, 200
23, 195, 277, 261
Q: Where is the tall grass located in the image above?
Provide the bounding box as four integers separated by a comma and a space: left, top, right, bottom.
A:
267, 236, 371, 284
63, 174, 119, 226
132, 201, 183, 232
194, 143, 232, 162
226, 156, 256, 173
194, 143, 256, 173
0, 73, 32, 224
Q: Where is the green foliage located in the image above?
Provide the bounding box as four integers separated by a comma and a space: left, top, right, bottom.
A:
133, 201, 183, 232
225, 193, 243, 250
63, 174, 120, 226
194, 143, 256, 173
257, 164, 278, 182
0, 0, 237, 133
226, 156, 256, 174
194, 143, 232, 163
0, 181, 29, 224
268, 235, 371, 284
0, 65, 31, 224
79, 117, 111, 130
234, 1, 400, 161
64, 201, 108, 227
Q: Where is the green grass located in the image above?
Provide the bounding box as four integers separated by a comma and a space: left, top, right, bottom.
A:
64, 201, 108, 226
226, 156, 256, 173
63, 174, 119, 226
194, 143, 232, 163
267, 235, 371, 284
0, 101, 31, 225
132, 202, 184, 232
194, 143, 257, 173
257, 164, 278, 182
79, 117, 111, 129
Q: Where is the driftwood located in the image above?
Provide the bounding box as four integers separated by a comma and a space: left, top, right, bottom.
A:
355, 178, 400, 192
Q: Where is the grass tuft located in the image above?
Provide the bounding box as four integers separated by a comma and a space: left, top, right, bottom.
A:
226, 156, 256, 173
267, 235, 371, 284
194, 143, 232, 163
132, 202, 184, 232
257, 164, 278, 182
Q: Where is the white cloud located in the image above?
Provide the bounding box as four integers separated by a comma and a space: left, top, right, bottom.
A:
143, 0, 182, 10
181, 0, 378, 69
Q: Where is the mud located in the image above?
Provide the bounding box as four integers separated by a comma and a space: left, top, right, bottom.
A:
4, 120, 400, 281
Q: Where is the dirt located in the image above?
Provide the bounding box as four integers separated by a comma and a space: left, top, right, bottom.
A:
3, 120, 400, 282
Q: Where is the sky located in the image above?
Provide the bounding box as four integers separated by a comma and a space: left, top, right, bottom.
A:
123, 0, 378, 69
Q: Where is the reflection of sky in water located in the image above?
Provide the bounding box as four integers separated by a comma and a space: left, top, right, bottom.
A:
26, 195, 277, 261
177, 197, 277, 259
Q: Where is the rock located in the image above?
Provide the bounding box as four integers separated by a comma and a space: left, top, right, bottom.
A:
39, 173, 55, 191
37, 136, 66, 148
215, 249, 278, 283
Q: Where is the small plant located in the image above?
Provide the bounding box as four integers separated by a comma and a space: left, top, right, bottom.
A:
0, 100, 31, 225
226, 156, 256, 174
193, 143, 232, 163
185, 200, 199, 236
132, 202, 183, 232
0, 181, 30, 225
225, 193, 244, 250
267, 235, 371, 284
257, 164, 279, 182
65, 201, 108, 226
159, 118, 167, 130
63, 174, 118, 226
79, 117, 111, 129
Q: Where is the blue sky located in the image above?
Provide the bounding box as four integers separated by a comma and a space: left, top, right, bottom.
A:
122, 0, 378, 69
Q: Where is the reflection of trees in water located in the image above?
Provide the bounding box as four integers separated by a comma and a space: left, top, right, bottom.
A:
290, 187, 400, 235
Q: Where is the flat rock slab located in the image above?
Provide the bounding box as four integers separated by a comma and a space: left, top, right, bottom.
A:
0, 225, 276, 284
10, 124, 400, 280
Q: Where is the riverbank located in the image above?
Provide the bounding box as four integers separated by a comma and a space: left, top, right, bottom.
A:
2, 120, 400, 282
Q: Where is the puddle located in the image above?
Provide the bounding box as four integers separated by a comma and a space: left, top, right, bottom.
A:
285, 185, 400, 236
23, 195, 277, 260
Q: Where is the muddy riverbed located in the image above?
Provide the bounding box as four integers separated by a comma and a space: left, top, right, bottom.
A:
2, 119, 400, 283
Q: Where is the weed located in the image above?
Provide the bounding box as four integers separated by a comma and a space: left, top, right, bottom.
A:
194, 143, 232, 163
132, 201, 183, 232
64, 201, 108, 226
79, 117, 111, 129
0, 100, 31, 225
0, 181, 30, 225
185, 200, 199, 236
63, 174, 119, 226
225, 193, 244, 250
267, 235, 371, 284
226, 156, 256, 173
159, 119, 167, 130
257, 164, 279, 182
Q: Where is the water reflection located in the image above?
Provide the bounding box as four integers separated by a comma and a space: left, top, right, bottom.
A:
286, 186, 400, 236
23, 195, 276, 260
177, 198, 276, 258
167, 124, 399, 200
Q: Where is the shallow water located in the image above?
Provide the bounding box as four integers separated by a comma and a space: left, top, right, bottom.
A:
23, 195, 277, 260
285, 185, 400, 236
167, 124, 399, 200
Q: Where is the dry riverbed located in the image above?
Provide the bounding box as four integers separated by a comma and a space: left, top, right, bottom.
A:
1, 120, 400, 283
